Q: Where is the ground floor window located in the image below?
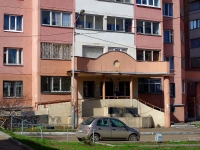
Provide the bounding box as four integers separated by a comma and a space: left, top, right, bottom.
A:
41, 76, 70, 93
138, 78, 161, 93
3, 81, 23, 97
83, 81, 94, 97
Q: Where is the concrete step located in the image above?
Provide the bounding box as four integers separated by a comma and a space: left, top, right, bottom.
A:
171, 124, 197, 128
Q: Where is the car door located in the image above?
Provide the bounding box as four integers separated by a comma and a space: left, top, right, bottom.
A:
110, 118, 129, 139
95, 118, 111, 139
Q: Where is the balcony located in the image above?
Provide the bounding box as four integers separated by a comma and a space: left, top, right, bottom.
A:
98, 0, 133, 4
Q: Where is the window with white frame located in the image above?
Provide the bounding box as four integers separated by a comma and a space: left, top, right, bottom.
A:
82, 46, 103, 58
163, 3, 173, 17
107, 17, 132, 32
137, 20, 159, 35
108, 47, 128, 53
190, 19, 200, 30
103, 0, 132, 3
138, 78, 161, 93
182, 80, 185, 94
41, 76, 71, 93
41, 42, 71, 60
137, 50, 160, 61
164, 30, 173, 43
41, 10, 71, 27
4, 14, 22, 31
190, 1, 200, 12
191, 57, 200, 68
4, 48, 22, 65
136, 0, 160, 7
164, 56, 174, 70
3, 81, 22, 97
76, 14, 104, 30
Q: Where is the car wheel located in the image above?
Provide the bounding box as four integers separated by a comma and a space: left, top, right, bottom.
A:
78, 138, 82, 141
90, 134, 100, 142
128, 134, 138, 141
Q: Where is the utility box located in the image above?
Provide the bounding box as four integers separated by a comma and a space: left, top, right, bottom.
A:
155, 134, 162, 143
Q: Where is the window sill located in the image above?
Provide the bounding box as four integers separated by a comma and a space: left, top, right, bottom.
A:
138, 93, 162, 95
3, 97, 23, 99
76, 28, 134, 34
4, 30, 23, 33
97, 0, 133, 5
163, 15, 173, 18
41, 58, 71, 61
4, 64, 23, 66
136, 4, 161, 9
41, 24, 73, 29
41, 92, 71, 95
137, 33, 161, 37
164, 42, 173, 44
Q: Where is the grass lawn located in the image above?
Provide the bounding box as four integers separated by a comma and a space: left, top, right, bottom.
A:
1, 128, 200, 150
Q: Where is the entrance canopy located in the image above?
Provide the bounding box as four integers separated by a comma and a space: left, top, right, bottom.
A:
67, 51, 173, 77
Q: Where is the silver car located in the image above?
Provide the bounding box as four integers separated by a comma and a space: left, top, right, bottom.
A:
76, 116, 140, 142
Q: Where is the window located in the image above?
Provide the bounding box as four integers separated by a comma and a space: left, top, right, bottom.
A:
163, 3, 173, 17
41, 42, 71, 60
41, 10, 71, 27
136, 0, 160, 7
164, 57, 174, 70
100, 0, 132, 3
76, 14, 104, 30
107, 17, 132, 32
164, 30, 173, 43
108, 47, 127, 53
4, 48, 22, 65
138, 78, 161, 93
137, 50, 160, 61
137, 20, 159, 35
3, 81, 22, 97
41, 76, 71, 93
96, 118, 109, 127
181, 30, 184, 43
181, 57, 185, 69
191, 57, 200, 68
190, 19, 200, 30
191, 38, 200, 49
190, 1, 200, 12
182, 80, 185, 94
82, 46, 103, 58
170, 83, 175, 97
110, 118, 125, 127
4, 14, 22, 31
83, 81, 94, 97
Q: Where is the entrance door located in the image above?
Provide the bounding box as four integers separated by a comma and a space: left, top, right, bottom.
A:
100, 82, 113, 97
188, 99, 195, 118
119, 82, 130, 96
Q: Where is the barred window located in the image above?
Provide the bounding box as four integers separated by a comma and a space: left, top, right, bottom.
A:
41, 42, 71, 60
191, 57, 200, 68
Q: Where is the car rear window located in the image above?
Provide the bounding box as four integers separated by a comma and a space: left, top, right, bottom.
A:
81, 117, 95, 125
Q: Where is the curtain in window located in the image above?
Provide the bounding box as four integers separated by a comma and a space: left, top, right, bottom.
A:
52, 12, 60, 26
16, 16, 22, 31
8, 49, 17, 64
153, 23, 159, 34
4, 15, 9, 30
62, 13, 70, 27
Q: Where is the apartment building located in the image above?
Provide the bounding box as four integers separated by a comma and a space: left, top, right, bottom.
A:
185, 0, 200, 121
0, 0, 190, 127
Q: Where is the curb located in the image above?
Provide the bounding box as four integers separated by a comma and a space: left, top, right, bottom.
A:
0, 131, 34, 150
15, 131, 200, 135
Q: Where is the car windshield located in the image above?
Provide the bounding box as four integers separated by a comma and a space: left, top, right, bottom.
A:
81, 117, 95, 125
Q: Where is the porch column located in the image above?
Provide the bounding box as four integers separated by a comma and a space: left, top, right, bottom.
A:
195, 82, 200, 116
164, 76, 170, 128
102, 75, 105, 100
74, 73, 79, 126
130, 76, 133, 99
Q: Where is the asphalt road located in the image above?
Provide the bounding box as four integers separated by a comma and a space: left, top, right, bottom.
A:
27, 134, 200, 142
